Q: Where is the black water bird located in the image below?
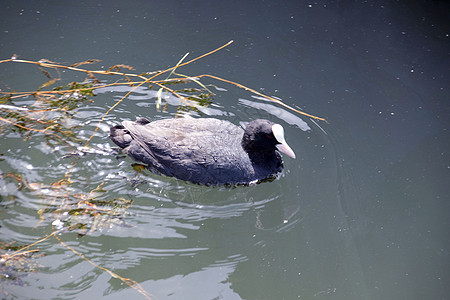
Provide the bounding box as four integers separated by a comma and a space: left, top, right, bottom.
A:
110, 117, 296, 186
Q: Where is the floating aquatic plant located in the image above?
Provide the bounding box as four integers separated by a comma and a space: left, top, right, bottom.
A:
0, 242, 43, 287
0, 81, 94, 145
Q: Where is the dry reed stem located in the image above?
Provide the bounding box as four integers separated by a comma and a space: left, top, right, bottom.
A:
9, 58, 148, 80
54, 234, 152, 300
2, 230, 61, 260
0, 115, 62, 139
145, 40, 234, 82
0, 40, 326, 123
85, 75, 152, 144
195, 74, 328, 122
85, 40, 236, 143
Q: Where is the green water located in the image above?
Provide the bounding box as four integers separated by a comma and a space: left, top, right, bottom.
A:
0, 1, 448, 299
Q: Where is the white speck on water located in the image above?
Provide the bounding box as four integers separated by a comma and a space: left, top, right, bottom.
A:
52, 219, 64, 229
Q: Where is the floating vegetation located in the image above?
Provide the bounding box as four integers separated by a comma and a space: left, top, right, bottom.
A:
0, 41, 325, 298
1, 174, 133, 236
0, 80, 94, 145
46, 184, 134, 237
0, 242, 43, 287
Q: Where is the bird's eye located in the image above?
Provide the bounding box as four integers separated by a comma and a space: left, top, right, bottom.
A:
265, 134, 272, 139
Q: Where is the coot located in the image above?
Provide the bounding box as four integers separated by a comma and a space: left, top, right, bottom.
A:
109, 118, 296, 186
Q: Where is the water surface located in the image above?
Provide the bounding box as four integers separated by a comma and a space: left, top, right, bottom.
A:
0, 1, 449, 299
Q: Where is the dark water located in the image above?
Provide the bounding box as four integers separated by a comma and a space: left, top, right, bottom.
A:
1, 1, 449, 299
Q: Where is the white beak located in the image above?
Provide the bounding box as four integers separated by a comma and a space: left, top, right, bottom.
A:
272, 124, 296, 159
276, 142, 296, 159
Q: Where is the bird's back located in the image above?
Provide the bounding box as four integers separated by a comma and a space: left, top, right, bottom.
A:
121, 118, 260, 185
110, 117, 284, 185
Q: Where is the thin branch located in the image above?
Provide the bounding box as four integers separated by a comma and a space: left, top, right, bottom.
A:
195, 74, 328, 122
0, 115, 63, 139
55, 234, 152, 300
2, 230, 61, 260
